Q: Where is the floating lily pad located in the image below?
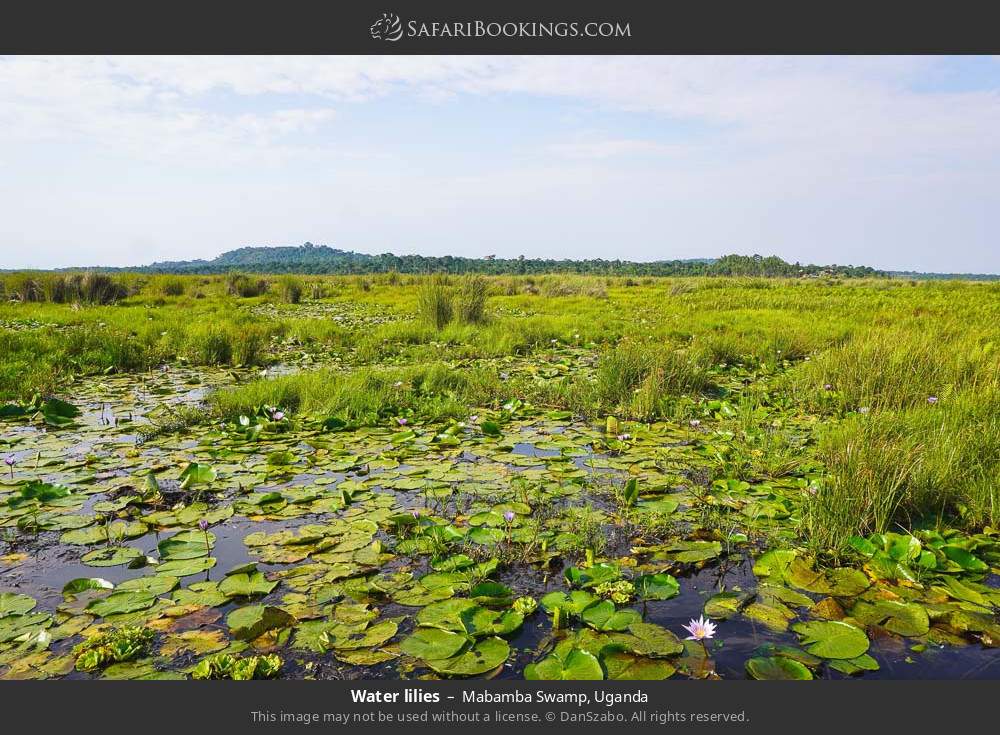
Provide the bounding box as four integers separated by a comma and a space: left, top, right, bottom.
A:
424, 636, 509, 677
745, 656, 813, 680
634, 573, 680, 601
601, 647, 676, 680
0, 593, 37, 618
525, 647, 603, 680
86, 591, 158, 618
81, 546, 144, 567
793, 621, 869, 660
581, 601, 642, 632
227, 605, 295, 641
400, 627, 470, 660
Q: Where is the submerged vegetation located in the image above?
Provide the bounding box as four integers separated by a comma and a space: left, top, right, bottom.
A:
1, 271, 1000, 680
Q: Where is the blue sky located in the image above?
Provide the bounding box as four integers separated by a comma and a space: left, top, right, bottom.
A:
1, 55, 998, 272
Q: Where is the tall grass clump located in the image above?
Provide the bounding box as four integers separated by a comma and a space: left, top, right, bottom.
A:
454, 275, 489, 325
280, 276, 304, 304
159, 277, 186, 296
595, 340, 713, 419
417, 275, 453, 330
6, 272, 128, 305
78, 272, 129, 304
805, 417, 922, 555
226, 272, 269, 298
189, 326, 234, 365
232, 324, 270, 366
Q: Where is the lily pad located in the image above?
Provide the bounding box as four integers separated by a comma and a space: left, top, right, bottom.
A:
792, 620, 869, 660
424, 636, 509, 677
226, 605, 295, 641
525, 647, 603, 680
634, 573, 680, 601
745, 656, 813, 680
400, 627, 470, 660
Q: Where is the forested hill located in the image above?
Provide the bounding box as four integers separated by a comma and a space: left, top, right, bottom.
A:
129, 244, 884, 278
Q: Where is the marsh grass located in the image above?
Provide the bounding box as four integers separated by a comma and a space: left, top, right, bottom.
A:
454, 275, 490, 325
4, 270, 1000, 562
595, 341, 713, 418
3, 272, 130, 305
158, 277, 186, 297
210, 362, 505, 422
280, 276, 304, 304
708, 393, 805, 482
793, 327, 999, 413
416, 275, 454, 330
226, 272, 269, 298
807, 387, 1000, 554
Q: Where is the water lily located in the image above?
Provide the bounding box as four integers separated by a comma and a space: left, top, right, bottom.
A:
823, 383, 833, 391
682, 615, 717, 641
503, 510, 516, 524
616, 433, 631, 441
410, 509, 420, 519
499, 372, 510, 380
927, 396, 939, 404
4, 455, 14, 479
198, 518, 211, 550
397, 417, 408, 426
393, 381, 403, 388
689, 419, 701, 428
469, 414, 479, 423
272, 410, 285, 421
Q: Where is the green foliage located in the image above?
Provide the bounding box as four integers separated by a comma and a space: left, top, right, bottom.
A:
191, 653, 282, 680
417, 274, 454, 330
279, 276, 304, 304
807, 387, 1000, 554
595, 340, 712, 418
73, 626, 155, 671
454, 274, 490, 324
109, 244, 885, 278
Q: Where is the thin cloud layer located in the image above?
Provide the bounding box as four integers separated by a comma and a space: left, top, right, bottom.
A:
1, 56, 998, 271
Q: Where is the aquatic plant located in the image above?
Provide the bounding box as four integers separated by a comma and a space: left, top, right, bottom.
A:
73, 626, 156, 672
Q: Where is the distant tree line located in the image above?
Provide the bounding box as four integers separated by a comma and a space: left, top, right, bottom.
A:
102, 244, 884, 278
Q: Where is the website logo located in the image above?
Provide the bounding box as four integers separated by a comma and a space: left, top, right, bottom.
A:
370, 12, 403, 41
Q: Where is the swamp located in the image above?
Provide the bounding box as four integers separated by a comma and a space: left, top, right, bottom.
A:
1, 271, 1000, 681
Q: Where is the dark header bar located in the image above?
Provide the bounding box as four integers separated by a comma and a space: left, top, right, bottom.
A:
2, 0, 1000, 54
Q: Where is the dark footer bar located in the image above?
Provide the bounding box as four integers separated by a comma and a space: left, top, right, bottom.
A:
0, 680, 984, 732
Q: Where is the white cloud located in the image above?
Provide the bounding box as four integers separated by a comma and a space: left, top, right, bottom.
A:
0, 55, 998, 271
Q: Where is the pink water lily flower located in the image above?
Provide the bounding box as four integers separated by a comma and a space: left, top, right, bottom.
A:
272, 410, 285, 421
503, 510, 516, 523
682, 615, 717, 641
397, 418, 408, 426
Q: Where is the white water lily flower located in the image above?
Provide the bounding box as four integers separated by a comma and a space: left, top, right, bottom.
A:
682, 615, 717, 641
